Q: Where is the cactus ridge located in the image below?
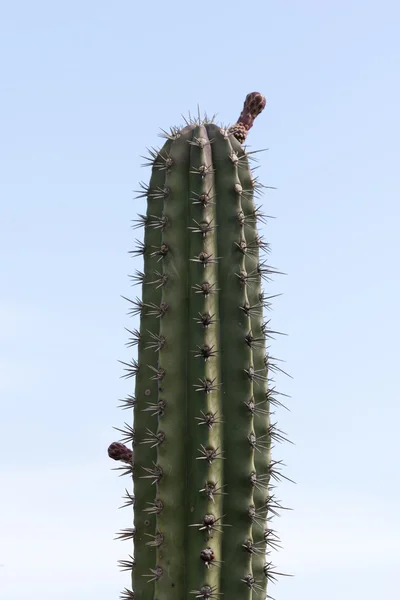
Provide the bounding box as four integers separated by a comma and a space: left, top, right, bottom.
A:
109, 93, 293, 600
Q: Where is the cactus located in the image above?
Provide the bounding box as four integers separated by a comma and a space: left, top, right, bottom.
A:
108, 92, 292, 600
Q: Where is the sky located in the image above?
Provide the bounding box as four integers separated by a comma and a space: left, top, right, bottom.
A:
1, 0, 399, 598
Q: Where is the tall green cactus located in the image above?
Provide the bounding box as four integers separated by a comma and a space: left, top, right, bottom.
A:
108, 92, 292, 600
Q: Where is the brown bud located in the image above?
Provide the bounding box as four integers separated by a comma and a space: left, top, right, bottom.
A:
231, 91, 267, 143
107, 442, 133, 463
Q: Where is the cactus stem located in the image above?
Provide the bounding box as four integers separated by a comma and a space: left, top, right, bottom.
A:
110, 96, 290, 600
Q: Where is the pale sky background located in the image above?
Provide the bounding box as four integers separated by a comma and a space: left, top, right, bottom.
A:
1, 1, 399, 599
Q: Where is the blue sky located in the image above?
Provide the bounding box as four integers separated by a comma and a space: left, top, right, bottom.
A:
1, 1, 399, 598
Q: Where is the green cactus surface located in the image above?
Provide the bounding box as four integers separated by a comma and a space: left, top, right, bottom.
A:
108, 92, 292, 600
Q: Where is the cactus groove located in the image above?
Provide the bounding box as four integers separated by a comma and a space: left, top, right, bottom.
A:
108, 92, 292, 600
